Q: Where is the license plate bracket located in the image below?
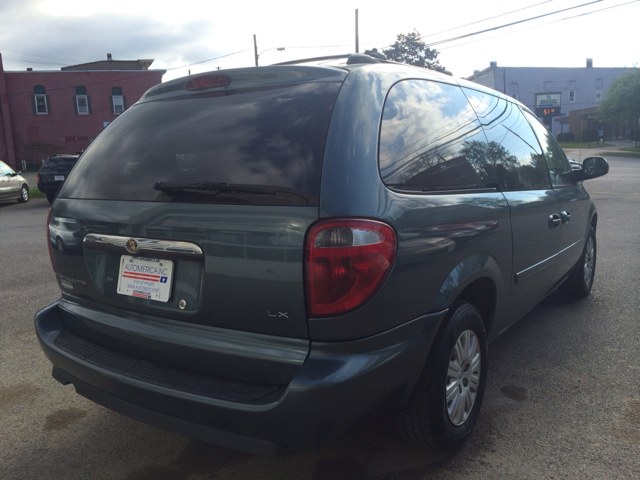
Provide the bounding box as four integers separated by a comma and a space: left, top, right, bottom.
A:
117, 255, 173, 302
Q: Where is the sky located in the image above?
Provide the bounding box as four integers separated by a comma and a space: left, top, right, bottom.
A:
0, 0, 638, 82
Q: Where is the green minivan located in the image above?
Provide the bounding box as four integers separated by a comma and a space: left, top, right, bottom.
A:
35, 54, 608, 456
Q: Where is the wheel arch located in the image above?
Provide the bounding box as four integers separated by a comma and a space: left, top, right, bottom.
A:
431, 254, 501, 336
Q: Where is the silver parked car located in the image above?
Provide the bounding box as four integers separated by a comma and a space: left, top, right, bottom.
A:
0, 160, 29, 204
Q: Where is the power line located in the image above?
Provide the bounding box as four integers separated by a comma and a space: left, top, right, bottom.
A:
557, 0, 639, 19
260, 0, 619, 59
424, 0, 604, 47
437, 0, 640, 51
2, 56, 68, 67
419, 0, 554, 39
2, 50, 80, 64
165, 48, 254, 71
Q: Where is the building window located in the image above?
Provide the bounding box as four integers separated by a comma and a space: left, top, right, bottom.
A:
111, 87, 125, 114
75, 86, 90, 115
569, 91, 576, 103
112, 96, 124, 114
595, 90, 603, 101
77, 96, 89, 114
33, 85, 49, 114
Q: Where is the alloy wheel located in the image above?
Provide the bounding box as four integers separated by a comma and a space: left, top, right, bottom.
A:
583, 237, 595, 287
446, 329, 481, 426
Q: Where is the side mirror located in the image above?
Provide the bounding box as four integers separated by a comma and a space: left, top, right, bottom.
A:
575, 157, 609, 181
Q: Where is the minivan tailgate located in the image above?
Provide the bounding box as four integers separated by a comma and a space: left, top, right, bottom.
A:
50, 199, 316, 342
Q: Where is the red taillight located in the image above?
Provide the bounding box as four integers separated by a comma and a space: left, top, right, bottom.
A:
305, 219, 396, 317
185, 74, 231, 91
47, 208, 54, 271
37, 173, 41, 183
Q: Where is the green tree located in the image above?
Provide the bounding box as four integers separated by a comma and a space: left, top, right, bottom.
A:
596, 69, 640, 125
383, 30, 444, 71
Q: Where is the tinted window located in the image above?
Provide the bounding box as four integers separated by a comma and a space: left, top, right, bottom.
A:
521, 109, 573, 186
463, 89, 551, 191
43, 157, 78, 169
379, 79, 494, 192
60, 82, 342, 206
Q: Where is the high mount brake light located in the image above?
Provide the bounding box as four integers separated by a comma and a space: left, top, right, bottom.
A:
305, 219, 396, 317
185, 74, 231, 91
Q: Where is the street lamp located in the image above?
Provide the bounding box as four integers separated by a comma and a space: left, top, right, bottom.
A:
588, 114, 592, 147
253, 34, 285, 66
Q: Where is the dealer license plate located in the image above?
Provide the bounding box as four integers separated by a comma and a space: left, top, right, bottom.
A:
54, 175, 65, 181
117, 255, 173, 302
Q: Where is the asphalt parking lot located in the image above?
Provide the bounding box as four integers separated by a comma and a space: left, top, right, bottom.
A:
1, 155, 639, 479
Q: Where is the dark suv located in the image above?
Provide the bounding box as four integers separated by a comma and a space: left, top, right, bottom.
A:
37, 154, 80, 203
35, 55, 608, 456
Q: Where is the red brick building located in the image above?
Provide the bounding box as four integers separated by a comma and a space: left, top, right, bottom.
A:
0, 53, 165, 169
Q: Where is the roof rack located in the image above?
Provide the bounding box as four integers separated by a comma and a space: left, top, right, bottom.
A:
273, 52, 390, 66
273, 51, 454, 76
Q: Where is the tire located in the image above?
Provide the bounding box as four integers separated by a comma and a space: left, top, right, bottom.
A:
18, 185, 29, 203
46, 192, 55, 203
559, 226, 596, 299
397, 301, 488, 454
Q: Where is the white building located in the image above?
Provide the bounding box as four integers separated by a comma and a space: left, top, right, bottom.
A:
466, 59, 628, 138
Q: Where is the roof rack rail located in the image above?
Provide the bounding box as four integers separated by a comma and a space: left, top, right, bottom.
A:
273, 51, 392, 66
273, 54, 353, 66
272, 52, 454, 76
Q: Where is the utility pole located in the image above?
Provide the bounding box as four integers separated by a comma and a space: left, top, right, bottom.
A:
254, 34, 259, 66
355, 9, 359, 53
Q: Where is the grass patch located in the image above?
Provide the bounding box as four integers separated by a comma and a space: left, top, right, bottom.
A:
29, 188, 46, 199
601, 151, 640, 158
558, 142, 613, 149
620, 147, 640, 152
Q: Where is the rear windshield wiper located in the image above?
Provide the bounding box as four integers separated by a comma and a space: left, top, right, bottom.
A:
153, 182, 275, 195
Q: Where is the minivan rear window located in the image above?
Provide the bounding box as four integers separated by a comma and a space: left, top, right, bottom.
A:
59, 81, 342, 206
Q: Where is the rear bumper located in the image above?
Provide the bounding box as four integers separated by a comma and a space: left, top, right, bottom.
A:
35, 301, 446, 455
37, 183, 61, 194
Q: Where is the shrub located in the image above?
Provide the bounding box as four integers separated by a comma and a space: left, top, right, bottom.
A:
557, 132, 575, 142
577, 128, 594, 142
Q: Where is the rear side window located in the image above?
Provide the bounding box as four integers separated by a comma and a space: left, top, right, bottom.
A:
463, 89, 551, 191
59, 81, 342, 206
379, 79, 492, 192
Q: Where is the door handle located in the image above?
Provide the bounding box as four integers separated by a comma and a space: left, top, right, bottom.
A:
561, 211, 571, 224
548, 214, 562, 228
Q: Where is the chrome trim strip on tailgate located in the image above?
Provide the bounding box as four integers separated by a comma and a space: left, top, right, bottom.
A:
84, 233, 203, 256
